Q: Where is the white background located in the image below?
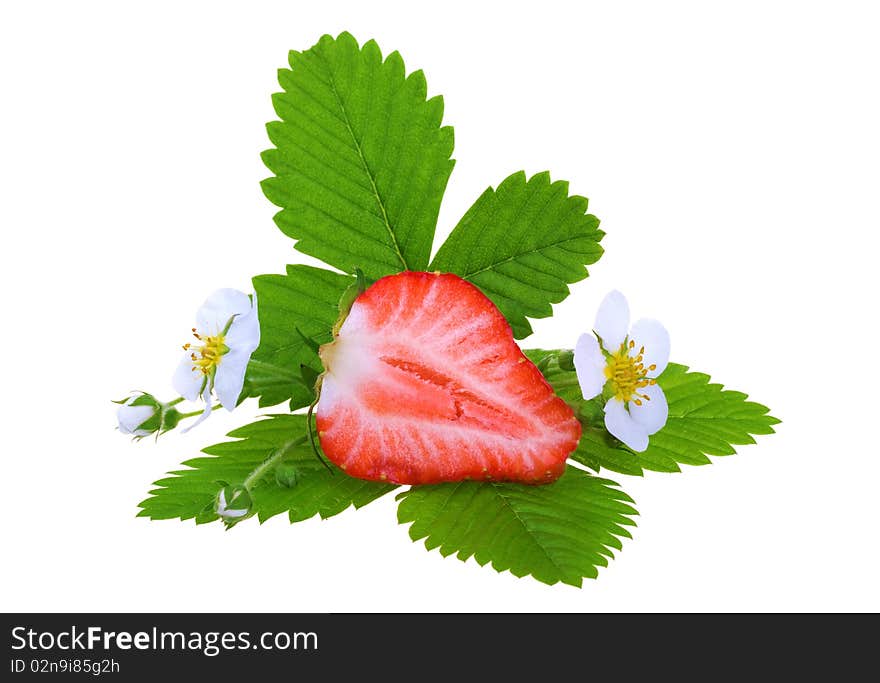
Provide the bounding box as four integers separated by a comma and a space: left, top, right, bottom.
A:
2, 1, 878, 612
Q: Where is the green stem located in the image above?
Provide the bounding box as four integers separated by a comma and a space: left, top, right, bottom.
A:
178, 404, 223, 419
166, 397, 185, 407
243, 436, 309, 490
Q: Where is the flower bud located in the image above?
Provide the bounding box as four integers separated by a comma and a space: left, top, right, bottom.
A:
275, 463, 301, 489
215, 485, 252, 526
557, 350, 576, 372
115, 393, 181, 438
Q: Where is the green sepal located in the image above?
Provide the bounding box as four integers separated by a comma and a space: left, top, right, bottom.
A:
600, 381, 616, 402
331, 268, 375, 337
217, 485, 253, 529
355, 268, 369, 293
334, 282, 361, 336
136, 406, 182, 436
117, 392, 182, 438
221, 485, 252, 512
300, 364, 320, 392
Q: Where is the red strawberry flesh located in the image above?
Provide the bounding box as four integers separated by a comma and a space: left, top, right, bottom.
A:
316, 272, 581, 485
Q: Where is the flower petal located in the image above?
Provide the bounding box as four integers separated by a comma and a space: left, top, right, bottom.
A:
604, 398, 650, 452
628, 383, 668, 435
628, 318, 670, 377
214, 349, 250, 411
594, 290, 630, 353
223, 298, 260, 353
116, 402, 155, 435
172, 352, 203, 401
573, 333, 607, 400
196, 289, 254, 336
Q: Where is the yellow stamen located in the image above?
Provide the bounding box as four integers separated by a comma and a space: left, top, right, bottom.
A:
604, 341, 655, 403
182, 329, 229, 376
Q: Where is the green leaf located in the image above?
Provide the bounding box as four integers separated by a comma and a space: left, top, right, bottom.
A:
396, 466, 636, 587
138, 415, 396, 524
262, 31, 455, 280
526, 349, 780, 475
246, 264, 353, 408
524, 348, 590, 405
430, 171, 603, 339
241, 360, 314, 411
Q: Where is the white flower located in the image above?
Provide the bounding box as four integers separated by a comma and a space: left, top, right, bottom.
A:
116, 395, 157, 437
172, 289, 260, 431
574, 290, 670, 452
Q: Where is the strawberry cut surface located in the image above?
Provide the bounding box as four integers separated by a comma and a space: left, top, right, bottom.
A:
316, 271, 581, 485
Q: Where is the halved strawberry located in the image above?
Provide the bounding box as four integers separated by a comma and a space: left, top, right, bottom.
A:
315, 272, 581, 485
